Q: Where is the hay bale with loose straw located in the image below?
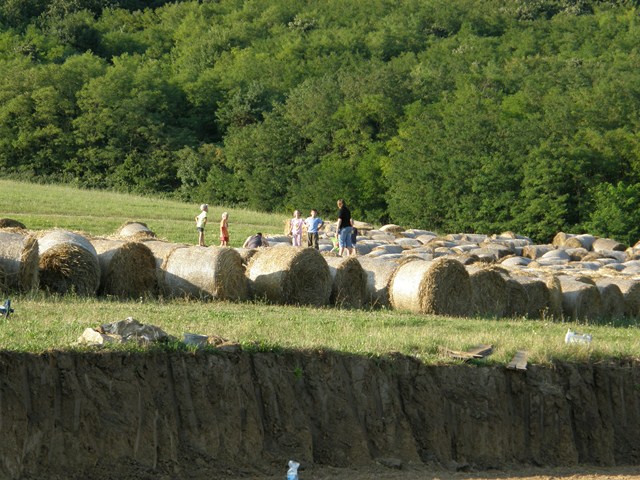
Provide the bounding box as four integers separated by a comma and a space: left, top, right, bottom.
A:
466, 265, 508, 318
324, 256, 368, 309
117, 221, 156, 240
0, 218, 26, 230
90, 238, 157, 298
38, 230, 100, 295
163, 246, 248, 301
390, 257, 471, 316
0, 231, 39, 292
557, 275, 602, 321
357, 257, 401, 309
234, 247, 258, 266
594, 279, 625, 320
246, 247, 331, 306
543, 274, 564, 319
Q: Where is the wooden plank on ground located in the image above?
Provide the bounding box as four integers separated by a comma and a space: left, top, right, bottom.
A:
507, 350, 528, 371
440, 344, 493, 361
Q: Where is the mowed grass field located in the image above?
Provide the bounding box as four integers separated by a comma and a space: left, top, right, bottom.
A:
0, 179, 639, 364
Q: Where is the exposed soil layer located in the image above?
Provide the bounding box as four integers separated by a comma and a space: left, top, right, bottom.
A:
0, 350, 638, 479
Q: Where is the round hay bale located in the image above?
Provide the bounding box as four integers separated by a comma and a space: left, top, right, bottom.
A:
594, 279, 625, 320
522, 244, 554, 260
466, 265, 507, 318
0, 218, 26, 230
593, 237, 627, 253
510, 275, 550, 319
503, 276, 528, 318
604, 279, 640, 318
357, 257, 399, 308
140, 240, 188, 294
542, 275, 564, 319
90, 238, 157, 298
389, 257, 471, 316
324, 256, 367, 309
162, 246, 248, 301
500, 256, 531, 268
372, 244, 404, 255
557, 275, 602, 321
379, 224, 404, 234
117, 221, 156, 239
38, 230, 100, 295
234, 247, 258, 266
246, 247, 331, 306
0, 231, 39, 292
552, 232, 576, 248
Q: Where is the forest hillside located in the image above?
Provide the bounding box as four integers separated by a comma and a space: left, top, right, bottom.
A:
1, 0, 640, 243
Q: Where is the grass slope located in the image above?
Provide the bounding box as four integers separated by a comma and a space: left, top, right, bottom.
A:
0, 180, 639, 363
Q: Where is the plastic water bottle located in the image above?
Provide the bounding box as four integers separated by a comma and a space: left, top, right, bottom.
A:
287, 460, 300, 480
565, 328, 592, 344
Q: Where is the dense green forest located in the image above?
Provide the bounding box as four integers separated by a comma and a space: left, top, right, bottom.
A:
1, 0, 640, 243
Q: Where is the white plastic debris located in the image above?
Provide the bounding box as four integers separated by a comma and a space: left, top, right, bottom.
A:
565, 328, 592, 345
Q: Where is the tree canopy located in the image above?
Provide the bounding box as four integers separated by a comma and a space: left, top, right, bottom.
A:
1, 0, 640, 242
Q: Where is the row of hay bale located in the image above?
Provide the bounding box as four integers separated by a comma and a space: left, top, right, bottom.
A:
2, 220, 640, 321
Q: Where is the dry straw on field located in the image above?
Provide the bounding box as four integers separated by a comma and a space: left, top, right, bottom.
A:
357, 257, 400, 309
0, 231, 39, 292
324, 256, 368, 309
90, 238, 157, 298
142, 240, 188, 293
0, 218, 26, 229
246, 247, 331, 307
38, 230, 100, 295
390, 257, 471, 316
234, 247, 259, 266
163, 246, 248, 301
116, 221, 156, 240
466, 265, 507, 318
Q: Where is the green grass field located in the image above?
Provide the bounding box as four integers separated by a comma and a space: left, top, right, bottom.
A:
1, 180, 639, 363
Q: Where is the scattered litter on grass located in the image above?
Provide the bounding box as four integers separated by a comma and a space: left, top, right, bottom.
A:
76, 317, 172, 346
565, 328, 592, 345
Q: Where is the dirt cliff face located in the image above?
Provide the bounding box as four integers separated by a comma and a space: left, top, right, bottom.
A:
0, 350, 638, 479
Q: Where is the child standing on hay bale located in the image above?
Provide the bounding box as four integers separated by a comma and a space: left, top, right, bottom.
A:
336, 198, 355, 257
305, 209, 324, 249
220, 212, 229, 247
195, 204, 208, 246
288, 210, 305, 247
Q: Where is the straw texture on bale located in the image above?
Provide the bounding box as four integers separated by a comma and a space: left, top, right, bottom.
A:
38, 230, 100, 295
234, 247, 259, 266
543, 275, 564, 319
0, 218, 26, 229
557, 276, 602, 321
552, 232, 576, 248
357, 257, 400, 308
0, 231, 39, 292
142, 240, 187, 286
604, 279, 640, 318
247, 247, 331, 306
389, 257, 471, 316
510, 275, 550, 319
163, 246, 248, 301
466, 265, 507, 318
90, 238, 157, 298
594, 280, 625, 320
324, 256, 368, 309
504, 276, 528, 318
117, 221, 156, 239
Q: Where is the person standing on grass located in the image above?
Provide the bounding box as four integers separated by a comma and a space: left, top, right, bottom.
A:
219, 212, 229, 247
335, 198, 354, 257
305, 209, 324, 249
288, 209, 305, 247
195, 204, 208, 246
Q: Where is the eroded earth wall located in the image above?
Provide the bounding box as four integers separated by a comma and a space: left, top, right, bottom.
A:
0, 351, 638, 479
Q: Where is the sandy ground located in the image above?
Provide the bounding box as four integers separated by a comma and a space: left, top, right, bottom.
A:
238, 464, 640, 480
